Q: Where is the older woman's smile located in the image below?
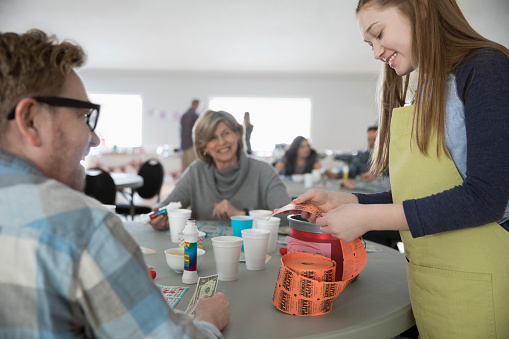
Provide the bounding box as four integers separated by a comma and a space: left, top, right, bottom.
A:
204, 121, 240, 169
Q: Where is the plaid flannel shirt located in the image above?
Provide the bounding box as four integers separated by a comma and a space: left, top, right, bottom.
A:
0, 150, 221, 338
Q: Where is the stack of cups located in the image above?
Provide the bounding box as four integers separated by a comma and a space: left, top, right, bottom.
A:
249, 209, 273, 228
168, 209, 192, 243
241, 229, 271, 270
211, 236, 243, 281
254, 217, 280, 253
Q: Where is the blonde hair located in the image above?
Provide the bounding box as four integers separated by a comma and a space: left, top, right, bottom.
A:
0, 29, 86, 138
193, 110, 244, 165
356, 0, 509, 175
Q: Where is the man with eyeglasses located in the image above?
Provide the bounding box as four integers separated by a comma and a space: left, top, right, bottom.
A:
0, 30, 229, 338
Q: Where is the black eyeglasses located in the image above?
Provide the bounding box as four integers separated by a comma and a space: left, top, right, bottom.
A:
7, 96, 101, 132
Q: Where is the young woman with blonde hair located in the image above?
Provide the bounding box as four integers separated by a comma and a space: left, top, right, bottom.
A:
294, 0, 509, 337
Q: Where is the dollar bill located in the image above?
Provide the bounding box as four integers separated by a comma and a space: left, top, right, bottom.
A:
185, 274, 219, 316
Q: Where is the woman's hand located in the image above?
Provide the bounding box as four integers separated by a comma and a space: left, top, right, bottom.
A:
212, 199, 243, 219
149, 213, 169, 231
316, 203, 408, 242
316, 204, 371, 242
292, 189, 358, 223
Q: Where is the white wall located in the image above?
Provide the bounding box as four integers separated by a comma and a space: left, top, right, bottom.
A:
80, 70, 380, 154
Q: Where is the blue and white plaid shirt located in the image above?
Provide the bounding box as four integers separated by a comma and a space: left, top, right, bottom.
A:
0, 150, 221, 338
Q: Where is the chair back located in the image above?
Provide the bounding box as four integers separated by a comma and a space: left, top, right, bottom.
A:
137, 158, 164, 200
84, 168, 116, 205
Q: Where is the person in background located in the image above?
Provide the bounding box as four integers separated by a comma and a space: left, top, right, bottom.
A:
243, 112, 253, 155
326, 125, 377, 178
0, 29, 229, 338
150, 110, 290, 229
295, 0, 509, 336
180, 98, 200, 173
275, 136, 322, 176
337, 125, 390, 192
343, 125, 377, 179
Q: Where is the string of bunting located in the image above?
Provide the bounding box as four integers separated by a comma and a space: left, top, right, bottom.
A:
94, 160, 181, 182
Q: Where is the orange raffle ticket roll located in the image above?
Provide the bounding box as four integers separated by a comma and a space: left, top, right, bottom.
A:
272, 253, 360, 316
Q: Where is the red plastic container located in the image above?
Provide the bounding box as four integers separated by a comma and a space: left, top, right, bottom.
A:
286, 214, 344, 282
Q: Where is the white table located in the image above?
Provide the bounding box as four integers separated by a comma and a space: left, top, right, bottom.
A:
124, 221, 415, 339
283, 178, 374, 199
111, 173, 144, 218
110, 172, 144, 190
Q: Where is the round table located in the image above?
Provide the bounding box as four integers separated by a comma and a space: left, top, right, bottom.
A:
282, 177, 374, 199
110, 172, 144, 189
124, 221, 414, 339
110, 172, 144, 218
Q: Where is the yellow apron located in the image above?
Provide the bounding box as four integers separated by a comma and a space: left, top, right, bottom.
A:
389, 105, 509, 338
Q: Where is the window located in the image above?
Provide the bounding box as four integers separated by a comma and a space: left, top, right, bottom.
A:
208, 97, 312, 153
89, 94, 143, 148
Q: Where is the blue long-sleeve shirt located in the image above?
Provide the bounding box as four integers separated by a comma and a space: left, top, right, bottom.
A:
355, 48, 509, 238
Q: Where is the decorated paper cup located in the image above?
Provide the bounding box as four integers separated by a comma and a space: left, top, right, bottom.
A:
178, 231, 206, 249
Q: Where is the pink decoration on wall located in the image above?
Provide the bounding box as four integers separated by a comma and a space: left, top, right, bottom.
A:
94, 159, 144, 173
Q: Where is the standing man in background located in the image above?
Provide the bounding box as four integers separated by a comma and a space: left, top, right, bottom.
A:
243, 112, 253, 155
180, 99, 200, 172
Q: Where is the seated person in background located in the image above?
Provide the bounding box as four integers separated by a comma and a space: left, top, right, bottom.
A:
0, 29, 229, 338
330, 126, 390, 192
150, 110, 291, 230
275, 136, 322, 176
333, 125, 396, 248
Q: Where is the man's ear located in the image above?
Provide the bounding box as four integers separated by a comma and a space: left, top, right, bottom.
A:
13, 98, 44, 147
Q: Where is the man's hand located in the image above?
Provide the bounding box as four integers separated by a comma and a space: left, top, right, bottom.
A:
339, 178, 356, 190
361, 172, 378, 182
194, 292, 230, 331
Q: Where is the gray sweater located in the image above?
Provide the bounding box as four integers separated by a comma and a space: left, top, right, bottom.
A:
158, 153, 291, 222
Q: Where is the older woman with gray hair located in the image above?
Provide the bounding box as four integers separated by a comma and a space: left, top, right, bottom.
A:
150, 110, 290, 230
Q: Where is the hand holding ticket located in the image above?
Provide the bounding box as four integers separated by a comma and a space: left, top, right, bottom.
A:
273, 202, 324, 218
279, 189, 359, 223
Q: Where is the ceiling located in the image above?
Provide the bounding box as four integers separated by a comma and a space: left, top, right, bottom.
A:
1, 0, 508, 75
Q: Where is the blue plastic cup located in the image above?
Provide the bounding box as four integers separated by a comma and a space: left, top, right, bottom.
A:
231, 216, 253, 250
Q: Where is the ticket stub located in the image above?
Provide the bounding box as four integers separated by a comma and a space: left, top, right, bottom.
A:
273, 202, 323, 218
